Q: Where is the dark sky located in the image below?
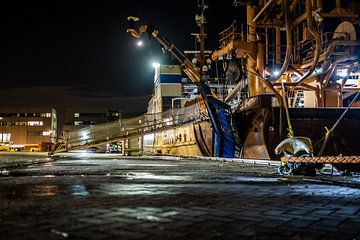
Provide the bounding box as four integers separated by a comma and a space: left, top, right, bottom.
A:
0, 0, 241, 115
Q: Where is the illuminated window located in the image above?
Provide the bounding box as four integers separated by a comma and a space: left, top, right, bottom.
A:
0, 133, 11, 142
27, 121, 43, 126
74, 121, 83, 125
42, 131, 52, 136
74, 113, 80, 117
336, 68, 348, 78
40, 113, 51, 118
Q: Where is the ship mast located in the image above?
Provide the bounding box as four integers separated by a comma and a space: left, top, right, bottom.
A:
197, 0, 207, 79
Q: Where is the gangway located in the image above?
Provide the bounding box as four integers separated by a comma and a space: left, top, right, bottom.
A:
54, 104, 205, 153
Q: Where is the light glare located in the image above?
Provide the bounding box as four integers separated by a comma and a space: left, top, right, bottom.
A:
136, 40, 143, 46
152, 62, 160, 68
336, 69, 348, 78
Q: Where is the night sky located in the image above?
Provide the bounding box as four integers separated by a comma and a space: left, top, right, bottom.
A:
0, 1, 241, 116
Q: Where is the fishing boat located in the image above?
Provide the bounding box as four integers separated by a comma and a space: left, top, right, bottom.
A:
56, 0, 360, 172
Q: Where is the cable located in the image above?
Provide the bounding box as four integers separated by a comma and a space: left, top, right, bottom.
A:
318, 91, 360, 156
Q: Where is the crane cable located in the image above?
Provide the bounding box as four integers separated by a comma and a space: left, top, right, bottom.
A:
279, 81, 294, 168
318, 91, 360, 156
282, 81, 294, 138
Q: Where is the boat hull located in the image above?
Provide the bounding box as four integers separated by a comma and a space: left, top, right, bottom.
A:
235, 95, 360, 161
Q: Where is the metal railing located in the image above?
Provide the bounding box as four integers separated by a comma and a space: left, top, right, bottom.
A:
57, 103, 207, 151
219, 21, 249, 47
294, 31, 351, 64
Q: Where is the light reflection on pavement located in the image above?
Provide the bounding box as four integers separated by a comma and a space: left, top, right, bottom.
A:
0, 153, 360, 239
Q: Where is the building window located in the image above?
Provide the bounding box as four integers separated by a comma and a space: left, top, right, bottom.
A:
0, 133, 11, 142
42, 131, 52, 136
74, 113, 80, 118
40, 113, 51, 118
27, 121, 43, 126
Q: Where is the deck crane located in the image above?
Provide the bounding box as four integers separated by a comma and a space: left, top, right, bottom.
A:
126, 16, 241, 158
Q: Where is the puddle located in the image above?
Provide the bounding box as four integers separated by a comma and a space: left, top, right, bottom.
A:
125, 172, 191, 181
122, 164, 178, 167
214, 176, 287, 183
96, 184, 183, 196
32, 185, 59, 197
68, 184, 89, 196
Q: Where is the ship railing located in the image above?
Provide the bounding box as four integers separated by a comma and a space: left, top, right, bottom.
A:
264, 31, 351, 67
62, 104, 204, 150
286, 90, 305, 108
218, 21, 245, 47
294, 31, 351, 65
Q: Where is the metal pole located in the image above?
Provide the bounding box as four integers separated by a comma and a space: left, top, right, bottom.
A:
275, 26, 281, 64
265, 27, 269, 65
247, 4, 261, 96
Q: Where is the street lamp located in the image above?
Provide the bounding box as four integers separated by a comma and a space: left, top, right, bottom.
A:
136, 40, 143, 47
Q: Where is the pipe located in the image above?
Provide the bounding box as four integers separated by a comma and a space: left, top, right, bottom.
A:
225, 0, 292, 102
249, 69, 283, 105
324, 40, 360, 60
224, 81, 243, 103
226, 0, 291, 103
322, 64, 336, 88
297, 40, 359, 70
279, 0, 299, 19
341, 65, 356, 87
336, 0, 341, 8
267, 0, 292, 83
321, 13, 359, 18
262, 1, 277, 22
265, 27, 269, 64
290, 0, 300, 13
253, 0, 274, 23
275, 27, 281, 64
317, 0, 322, 9
291, 12, 307, 29
293, 0, 321, 86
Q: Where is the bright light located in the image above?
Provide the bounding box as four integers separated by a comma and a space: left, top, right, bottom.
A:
42, 131, 52, 136
273, 71, 280, 77
336, 68, 348, 78
28, 121, 43, 126
136, 40, 143, 47
81, 131, 89, 140
152, 62, 160, 68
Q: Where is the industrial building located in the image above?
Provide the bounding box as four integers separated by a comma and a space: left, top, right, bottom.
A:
0, 107, 57, 151
63, 107, 121, 132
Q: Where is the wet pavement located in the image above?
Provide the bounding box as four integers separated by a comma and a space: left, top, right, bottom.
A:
1, 153, 360, 239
